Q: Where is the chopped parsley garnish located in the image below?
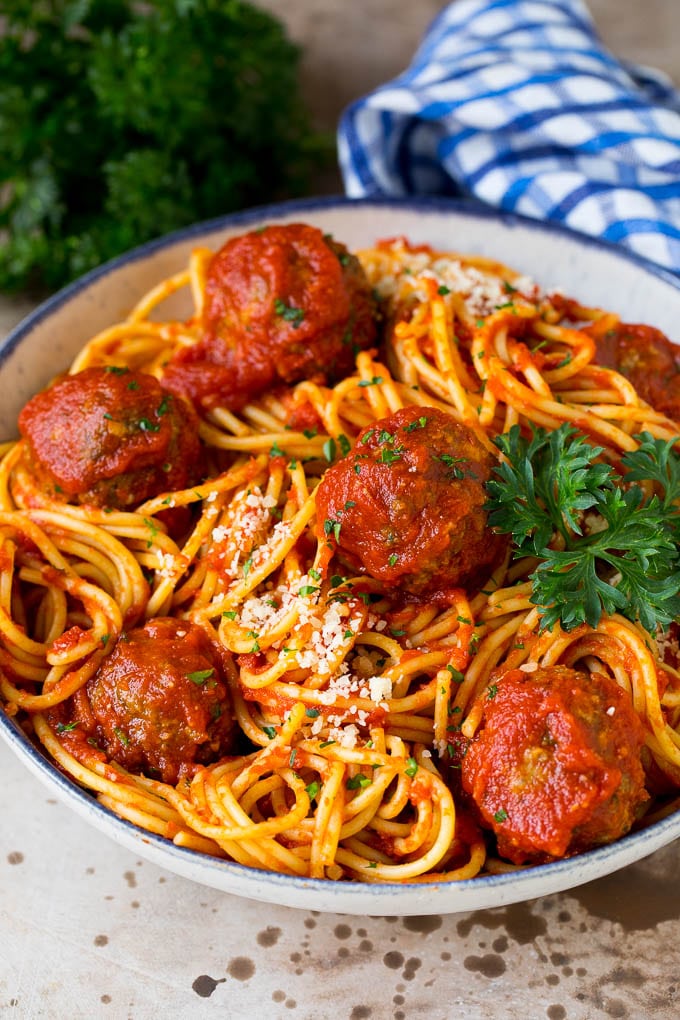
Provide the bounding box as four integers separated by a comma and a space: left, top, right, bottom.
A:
338, 434, 351, 456
138, 417, 161, 432
405, 757, 418, 778
323, 437, 336, 462
346, 774, 372, 790
305, 707, 320, 718
274, 298, 304, 328
404, 416, 427, 433
377, 445, 404, 465
298, 585, 320, 597
388, 553, 398, 568
114, 727, 130, 747
186, 668, 215, 685
437, 284, 451, 296
143, 517, 158, 548
56, 721, 79, 733
262, 725, 277, 739
358, 376, 383, 388
494, 808, 508, 823
305, 781, 321, 800
324, 518, 342, 542
222, 610, 237, 620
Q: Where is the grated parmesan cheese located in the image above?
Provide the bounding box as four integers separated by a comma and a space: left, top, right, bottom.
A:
365, 240, 540, 319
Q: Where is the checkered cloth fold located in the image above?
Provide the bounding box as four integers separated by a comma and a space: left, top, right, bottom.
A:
338, 0, 680, 272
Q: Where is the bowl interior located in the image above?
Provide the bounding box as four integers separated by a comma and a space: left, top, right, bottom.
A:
2, 196, 680, 914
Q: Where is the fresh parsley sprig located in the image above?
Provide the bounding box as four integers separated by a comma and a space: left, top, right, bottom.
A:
486, 424, 680, 632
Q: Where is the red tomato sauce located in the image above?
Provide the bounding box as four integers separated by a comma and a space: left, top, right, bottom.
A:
461, 665, 647, 863
162, 223, 378, 409
67, 618, 240, 784
18, 366, 202, 507
315, 405, 507, 595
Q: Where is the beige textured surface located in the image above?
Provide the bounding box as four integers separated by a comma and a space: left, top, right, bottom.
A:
1, 742, 679, 1019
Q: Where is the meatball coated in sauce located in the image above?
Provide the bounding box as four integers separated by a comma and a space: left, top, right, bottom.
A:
315, 405, 506, 595
86, 618, 238, 784
162, 223, 378, 408
590, 320, 680, 421
461, 665, 648, 864
18, 366, 202, 508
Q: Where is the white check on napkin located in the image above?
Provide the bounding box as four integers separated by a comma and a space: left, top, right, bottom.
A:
338, 0, 680, 273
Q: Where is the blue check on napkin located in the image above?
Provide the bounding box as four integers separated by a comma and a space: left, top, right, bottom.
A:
338, 0, 680, 273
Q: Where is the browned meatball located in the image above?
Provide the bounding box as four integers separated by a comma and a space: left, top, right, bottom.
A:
589, 320, 680, 421
162, 223, 378, 408
315, 405, 507, 594
461, 665, 648, 864
18, 366, 203, 507
86, 618, 238, 783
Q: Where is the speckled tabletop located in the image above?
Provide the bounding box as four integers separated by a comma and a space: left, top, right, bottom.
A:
1, 739, 679, 1020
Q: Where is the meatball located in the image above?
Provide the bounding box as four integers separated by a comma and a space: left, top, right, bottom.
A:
18, 366, 202, 508
86, 618, 238, 784
162, 222, 378, 408
461, 665, 648, 864
590, 320, 680, 421
315, 405, 506, 594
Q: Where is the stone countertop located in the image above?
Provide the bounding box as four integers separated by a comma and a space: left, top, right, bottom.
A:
1, 740, 678, 1019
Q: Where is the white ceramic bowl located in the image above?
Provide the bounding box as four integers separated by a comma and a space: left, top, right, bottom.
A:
2, 196, 679, 915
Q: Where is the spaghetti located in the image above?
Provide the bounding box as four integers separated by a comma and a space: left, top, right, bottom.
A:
1, 227, 679, 882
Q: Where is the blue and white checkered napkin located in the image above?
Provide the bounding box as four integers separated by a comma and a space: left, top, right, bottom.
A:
338, 0, 680, 273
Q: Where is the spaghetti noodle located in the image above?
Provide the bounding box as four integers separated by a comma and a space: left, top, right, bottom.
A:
1, 227, 679, 882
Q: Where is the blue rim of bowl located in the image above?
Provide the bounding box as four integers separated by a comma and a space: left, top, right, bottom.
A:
1, 194, 680, 904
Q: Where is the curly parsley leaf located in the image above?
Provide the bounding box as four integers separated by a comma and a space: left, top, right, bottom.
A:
487, 423, 680, 631
621, 432, 680, 515
487, 424, 614, 555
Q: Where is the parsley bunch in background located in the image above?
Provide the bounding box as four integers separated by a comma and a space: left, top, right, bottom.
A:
0, 0, 327, 293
